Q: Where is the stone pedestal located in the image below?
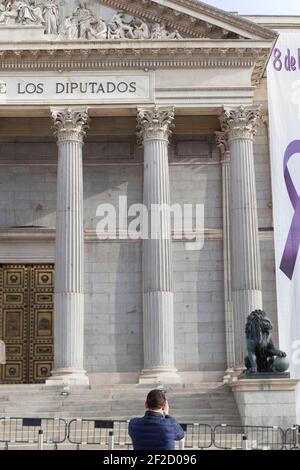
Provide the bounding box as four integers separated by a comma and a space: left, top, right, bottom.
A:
137, 106, 180, 385
47, 108, 90, 387
230, 378, 299, 428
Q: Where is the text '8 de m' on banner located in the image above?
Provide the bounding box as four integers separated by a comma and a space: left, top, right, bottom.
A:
268, 32, 300, 420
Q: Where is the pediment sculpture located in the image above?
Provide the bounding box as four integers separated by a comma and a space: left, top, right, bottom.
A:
0, 0, 184, 40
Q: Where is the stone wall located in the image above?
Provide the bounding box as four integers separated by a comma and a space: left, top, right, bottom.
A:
84, 241, 143, 373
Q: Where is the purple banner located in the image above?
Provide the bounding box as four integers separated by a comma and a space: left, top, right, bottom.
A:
280, 140, 300, 279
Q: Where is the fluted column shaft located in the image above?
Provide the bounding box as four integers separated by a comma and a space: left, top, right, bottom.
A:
220, 106, 263, 367
47, 108, 90, 386
215, 132, 235, 370
137, 106, 180, 383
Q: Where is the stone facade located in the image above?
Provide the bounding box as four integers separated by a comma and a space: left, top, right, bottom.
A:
0, 0, 291, 394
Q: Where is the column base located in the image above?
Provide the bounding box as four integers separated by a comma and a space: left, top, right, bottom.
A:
46, 368, 89, 387
139, 368, 181, 385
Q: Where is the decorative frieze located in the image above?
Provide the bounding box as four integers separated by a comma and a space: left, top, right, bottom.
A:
97, 0, 277, 41
0, 1, 184, 41
0, 0, 271, 42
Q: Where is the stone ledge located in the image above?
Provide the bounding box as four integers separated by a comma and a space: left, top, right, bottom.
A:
230, 378, 299, 392
0, 25, 45, 42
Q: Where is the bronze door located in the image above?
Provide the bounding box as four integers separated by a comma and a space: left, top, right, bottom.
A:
0, 265, 54, 384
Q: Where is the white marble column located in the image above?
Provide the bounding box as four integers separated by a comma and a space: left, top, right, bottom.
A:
47, 108, 90, 386
220, 106, 263, 368
137, 106, 180, 384
215, 132, 235, 372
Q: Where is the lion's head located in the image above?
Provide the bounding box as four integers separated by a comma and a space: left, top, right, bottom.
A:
245, 310, 273, 345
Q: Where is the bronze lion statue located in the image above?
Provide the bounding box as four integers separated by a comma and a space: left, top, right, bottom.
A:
245, 310, 287, 373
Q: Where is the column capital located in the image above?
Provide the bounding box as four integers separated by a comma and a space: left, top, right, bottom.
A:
215, 131, 230, 163
219, 105, 262, 142
136, 105, 175, 146
51, 107, 90, 144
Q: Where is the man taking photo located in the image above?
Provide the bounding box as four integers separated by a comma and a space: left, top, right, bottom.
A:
128, 389, 185, 451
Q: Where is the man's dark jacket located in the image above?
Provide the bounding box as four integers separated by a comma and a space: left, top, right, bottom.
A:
128, 411, 185, 450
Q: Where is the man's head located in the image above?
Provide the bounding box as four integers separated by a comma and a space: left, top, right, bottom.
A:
145, 389, 166, 411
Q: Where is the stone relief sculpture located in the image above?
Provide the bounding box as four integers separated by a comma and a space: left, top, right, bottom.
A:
18, 1, 44, 26
57, 15, 77, 40
72, 1, 97, 39
0, 0, 44, 26
0, 0, 18, 24
150, 22, 182, 39
0, 0, 185, 40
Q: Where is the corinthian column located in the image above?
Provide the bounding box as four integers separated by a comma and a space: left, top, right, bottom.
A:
47, 108, 90, 386
137, 106, 180, 384
220, 106, 263, 367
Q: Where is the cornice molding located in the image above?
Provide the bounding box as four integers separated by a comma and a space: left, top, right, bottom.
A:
0, 44, 271, 86
0, 228, 274, 243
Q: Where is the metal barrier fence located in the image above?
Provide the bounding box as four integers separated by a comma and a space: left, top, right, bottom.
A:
180, 423, 213, 450
68, 419, 132, 450
0, 417, 299, 450
214, 424, 285, 450
284, 426, 300, 450
0, 417, 67, 450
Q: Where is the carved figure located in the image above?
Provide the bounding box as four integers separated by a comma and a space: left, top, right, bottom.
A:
86, 17, 107, 40
130, 17, 150, 39
16, 0, 44, 26
57, 15, 78, 40
43, 0, 59, 35
0, 0, 19, 24
72, 1, 97, 39
245, 310, 288, 373
109, 10, 134, 38
151, 22, 182, 39
107, 20, 122, 39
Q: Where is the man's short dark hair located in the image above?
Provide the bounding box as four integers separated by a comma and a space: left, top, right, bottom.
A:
146, 389, 166, 410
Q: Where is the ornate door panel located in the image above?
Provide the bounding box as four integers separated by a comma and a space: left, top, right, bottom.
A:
0, 265, 54, 384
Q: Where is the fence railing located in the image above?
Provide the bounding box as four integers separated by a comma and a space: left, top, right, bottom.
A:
180, 423, 213, 450
214, 424, 285, 450
68, 419, 132, 450
0, 417, 299, 450
284, 426, 300, 450
0, 417, 68, 450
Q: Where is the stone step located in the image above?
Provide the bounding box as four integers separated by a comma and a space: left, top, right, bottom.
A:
0, 403, 240, 413
0, 383, 241, 427
1, 394, 234, 401
0, 382, 225, 392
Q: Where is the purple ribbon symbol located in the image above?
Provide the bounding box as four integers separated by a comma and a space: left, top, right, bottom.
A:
280, 140, 300, 280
